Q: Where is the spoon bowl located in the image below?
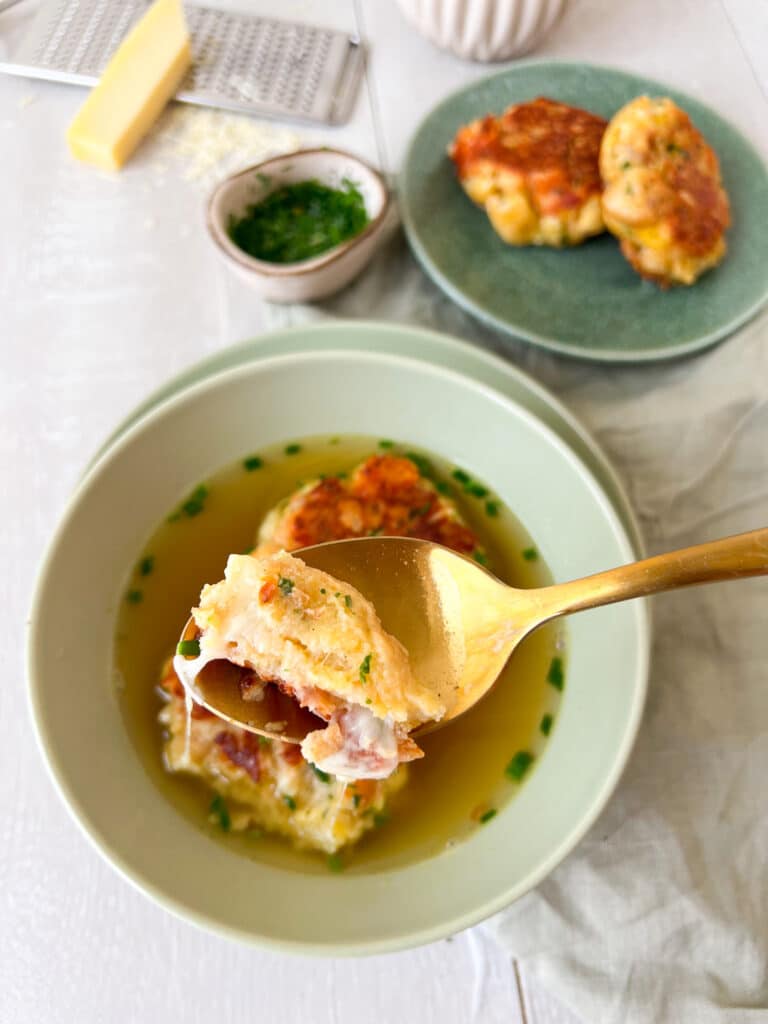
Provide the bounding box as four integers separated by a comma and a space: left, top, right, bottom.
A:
177, 528, 768, 742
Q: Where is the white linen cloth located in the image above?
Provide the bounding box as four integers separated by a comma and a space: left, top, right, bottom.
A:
275, 236, 768, 1024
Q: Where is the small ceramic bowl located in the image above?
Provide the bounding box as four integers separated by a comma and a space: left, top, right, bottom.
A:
207, 149, 392, 303
27, 348, 649, 954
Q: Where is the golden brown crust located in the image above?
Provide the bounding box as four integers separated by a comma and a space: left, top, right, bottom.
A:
261, 454, 480, 556
449, 97, 607, 247
600, 96, 730, 286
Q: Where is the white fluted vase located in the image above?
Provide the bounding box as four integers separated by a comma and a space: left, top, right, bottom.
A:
395, 0, 566, 62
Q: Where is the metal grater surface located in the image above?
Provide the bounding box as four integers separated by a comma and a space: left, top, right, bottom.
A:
0, 0, 365, 125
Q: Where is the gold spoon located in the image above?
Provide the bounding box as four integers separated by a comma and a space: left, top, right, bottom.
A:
176, 528, 768, 742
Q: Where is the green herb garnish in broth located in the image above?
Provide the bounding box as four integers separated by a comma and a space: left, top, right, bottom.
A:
547, 656, 565, 691
243, 455, 263, 471
284, 443, 301, 456
176, 638, 200, 657
327, 853, 344, 873
485, 500, 499, 518
378, 439, 395, 449
505, 750, 534, 782
405, 451, 435, 479
452, 468, 470, 485
479, 808, 497, 824
138, 555, 154, 576
126, 589, 143, 604
540, 713, 554, 736
228, 179, 369, 264
209, 794, 231, 831
466, 482, 488, 499
522, 546, 539, 561
278, 576, 295, 596
344, 594, 353, 609
312, 765, 331, 783
283, 794, 297, 811
168, 483, 209, 522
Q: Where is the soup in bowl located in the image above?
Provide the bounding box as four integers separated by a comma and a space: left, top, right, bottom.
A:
28, 350, 648, 953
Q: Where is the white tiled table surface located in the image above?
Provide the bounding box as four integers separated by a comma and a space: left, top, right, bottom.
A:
1, 2, 766, 1022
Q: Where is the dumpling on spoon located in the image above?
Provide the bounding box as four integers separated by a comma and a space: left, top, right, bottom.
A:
175, 551, 446, 780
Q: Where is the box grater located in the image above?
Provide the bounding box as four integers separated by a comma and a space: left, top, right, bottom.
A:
0, 0, 365, 125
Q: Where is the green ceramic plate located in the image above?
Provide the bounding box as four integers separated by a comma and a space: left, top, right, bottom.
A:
88, 321, 643, 554
400, 61, 768, 362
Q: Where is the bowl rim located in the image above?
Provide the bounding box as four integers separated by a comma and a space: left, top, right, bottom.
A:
206, 148, 391, 278
26, 347, 650, 956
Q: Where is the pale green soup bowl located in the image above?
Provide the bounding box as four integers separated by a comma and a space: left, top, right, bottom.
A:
27, 350, 649, 954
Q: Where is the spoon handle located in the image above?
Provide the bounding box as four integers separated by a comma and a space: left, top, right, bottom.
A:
534, 527, 768, 622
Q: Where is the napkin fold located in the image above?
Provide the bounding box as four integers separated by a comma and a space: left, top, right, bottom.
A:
267, 238, 768, 1023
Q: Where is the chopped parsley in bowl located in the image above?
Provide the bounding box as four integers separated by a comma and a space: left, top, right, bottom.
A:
228, 178, 369, 264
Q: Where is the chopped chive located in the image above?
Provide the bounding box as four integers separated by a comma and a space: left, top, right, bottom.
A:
466, 482, 488, 498
278, 576, 295, 596
373, 811, 389, 828
473, 549, 488, 566
177, 638, 201, 657
435, 480, 451, 495
284, 443, 301, 456
320, 587, 327, 595
540, 713, 554, 736
327, 853, 344, 873
505, 750, 534, 782
312, 765, 331, 783
126, 589, 143, 604
405, 451, 435, 479
621, 160, 632, 170
258, 735, 271, 748
522, 547, 539, 561
344, 594, 352, 609
243, 455, 263, 471
452, 468, 470, 485
283, 794, 297, 811
409, 503, 431, 519
378, 439, 395, 449
365, 698, 372, 704
547, 656, 564, 691
352, 793, 361, 808
485, 500, 499, 517
209, 794, 230, 831
179, 483, 209, 518
359, 653, 372, 684
479, 808, 497, 824
334, 591, 341, 598
138, 555, 154, 576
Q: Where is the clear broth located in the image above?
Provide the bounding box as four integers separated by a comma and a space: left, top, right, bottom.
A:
114, 436, 563, 874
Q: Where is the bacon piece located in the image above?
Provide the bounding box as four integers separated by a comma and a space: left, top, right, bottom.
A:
214, 730, 261, 782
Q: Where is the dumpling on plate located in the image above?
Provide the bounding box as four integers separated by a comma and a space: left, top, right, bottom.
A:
449, 96, 608, 248
600, 96, 731, 286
